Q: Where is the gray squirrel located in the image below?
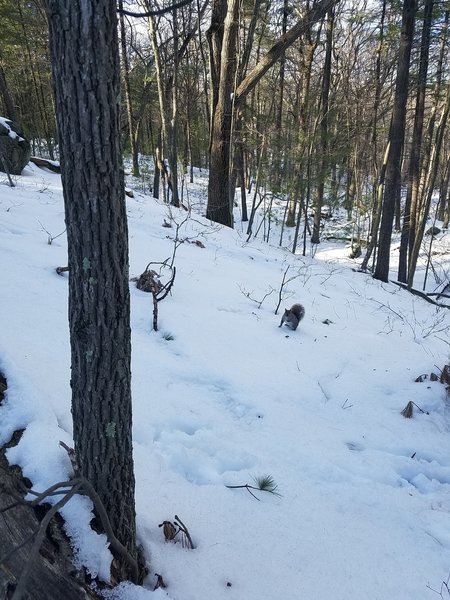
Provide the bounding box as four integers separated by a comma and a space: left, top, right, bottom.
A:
279, 303, 305, 331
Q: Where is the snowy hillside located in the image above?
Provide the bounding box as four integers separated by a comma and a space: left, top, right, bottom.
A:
1, 163, 450, 600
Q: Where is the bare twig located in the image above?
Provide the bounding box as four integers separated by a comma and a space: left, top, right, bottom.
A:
225, 483, 261, 500
370, 298, 405, 321
118, 0, 194, 17
426, 572, 450, 598
174, 515, 195, 550
159, 516, 195, 549
37, 220, 66, 245
275, 265, 302, 314
226, 476, 282, 500
237, 284, 275, 309
0, 480, 75, 514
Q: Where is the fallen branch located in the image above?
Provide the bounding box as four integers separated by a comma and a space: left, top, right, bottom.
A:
29, 156, 61, 173
226, 475, 282, 501
390, 280, 450, 309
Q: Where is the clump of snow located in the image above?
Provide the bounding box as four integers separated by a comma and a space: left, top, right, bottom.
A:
0, 161, 449, 599
102, 581, 169, 599
0, 115, 24, 141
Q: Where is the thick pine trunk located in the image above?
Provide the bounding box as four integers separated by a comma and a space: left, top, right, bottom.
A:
45, 0, 138, 580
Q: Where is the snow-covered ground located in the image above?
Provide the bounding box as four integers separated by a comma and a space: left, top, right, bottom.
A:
1, 162, 450, 600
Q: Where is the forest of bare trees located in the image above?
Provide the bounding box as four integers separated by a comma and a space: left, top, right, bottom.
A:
0, 0, 449, 594
0, 0, 449, 288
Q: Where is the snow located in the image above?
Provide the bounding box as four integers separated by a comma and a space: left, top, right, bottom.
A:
1, 161, 450, 599
0, 116, 24, 141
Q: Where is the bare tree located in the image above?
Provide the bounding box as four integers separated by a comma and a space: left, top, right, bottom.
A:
206, 0, 339, 228
373, 0, 416, 282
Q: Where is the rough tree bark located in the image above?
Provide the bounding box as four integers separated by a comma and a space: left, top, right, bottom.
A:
206, 0, 240, 227
373, 0, 416, 282
45, 0, 139, 582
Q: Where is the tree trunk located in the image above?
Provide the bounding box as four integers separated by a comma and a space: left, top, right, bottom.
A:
361, 141, 390, 271
18, 1, 55, 159
373, 0, 416, 282
272, 0, 289, 189
397, 0, 433, 282
407, 84, 450, 288
437, 162, 449, 222
360, 0, 386, 271
312, 7, 334, 244
168, 6, 180, 207
206, 0, 239, 227
408, 9, 448, 261
234, 0, 338, 107
118, 0, 140, 177
149, 15, 172, 203
45, 0, 138, 581
206, 0, 338, 227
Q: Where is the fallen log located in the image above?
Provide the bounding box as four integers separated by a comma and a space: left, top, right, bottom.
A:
29, 156, 61, 173
0, 374, 99, 599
